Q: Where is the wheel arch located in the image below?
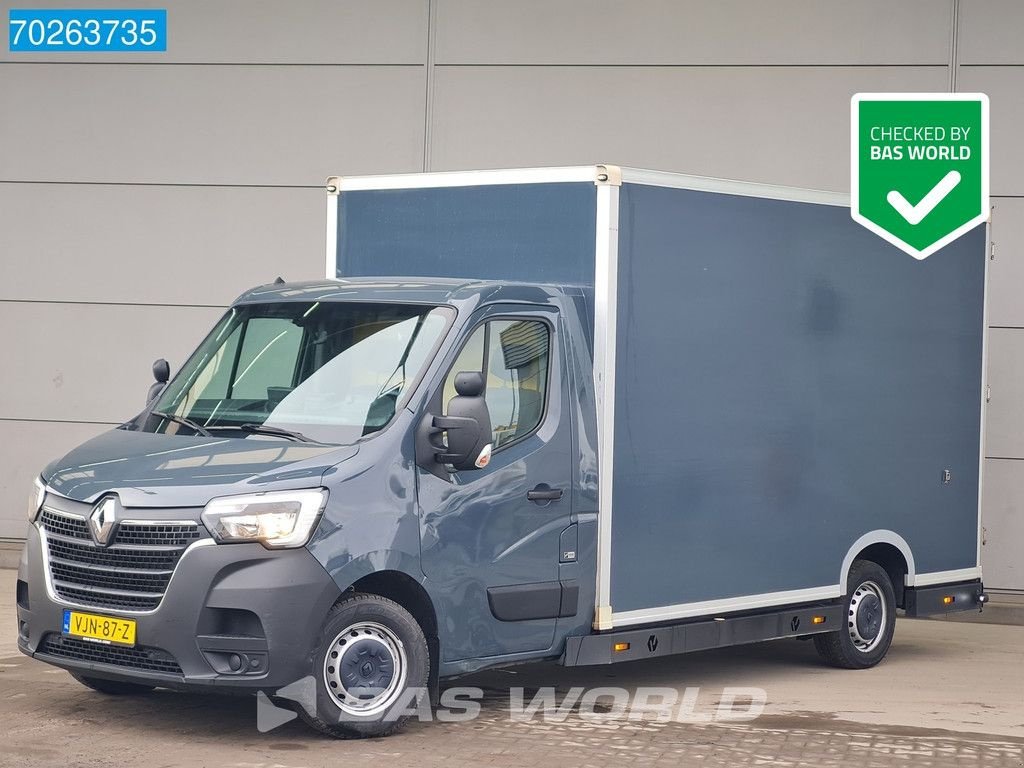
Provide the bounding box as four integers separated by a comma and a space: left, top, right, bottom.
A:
349, 570, 438, 639
323, 551, 436, 640
840, 530, 915, 606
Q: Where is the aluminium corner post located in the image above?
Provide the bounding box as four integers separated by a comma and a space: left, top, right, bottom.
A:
325, 176, 341, 279
976, 212, 992, 574
592, 165, 622, 631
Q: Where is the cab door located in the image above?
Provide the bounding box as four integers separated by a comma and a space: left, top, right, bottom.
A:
417, 305, 573, 661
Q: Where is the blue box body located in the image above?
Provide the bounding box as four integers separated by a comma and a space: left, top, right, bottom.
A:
332, 171, 985, 620
337, 182, 597, 286
610, 183, 984, 614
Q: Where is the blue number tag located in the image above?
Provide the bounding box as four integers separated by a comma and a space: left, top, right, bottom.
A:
9, 9, 167, 52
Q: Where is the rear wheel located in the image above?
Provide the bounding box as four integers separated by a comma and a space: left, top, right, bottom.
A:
814, 559, 896, 669
71, 673, 155, 695
299, 592, 429, 739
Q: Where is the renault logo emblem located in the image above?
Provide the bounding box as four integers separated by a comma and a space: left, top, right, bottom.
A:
89, 496, 119, 546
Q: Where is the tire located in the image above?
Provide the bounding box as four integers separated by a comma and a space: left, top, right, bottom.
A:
298, 592, 430, 739
814, 559, 897, 669
71, 673, 155, 695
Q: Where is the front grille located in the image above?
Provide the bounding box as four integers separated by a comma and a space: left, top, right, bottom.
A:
41, 511, 89, 539
47, 537, 181, 571
49, 561, 171, 594
40, 507, 203, 611
115, 523, 202, 547
39, 633, 182, 675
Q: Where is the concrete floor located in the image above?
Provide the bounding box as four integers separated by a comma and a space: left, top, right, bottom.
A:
2, 569, 1022, 767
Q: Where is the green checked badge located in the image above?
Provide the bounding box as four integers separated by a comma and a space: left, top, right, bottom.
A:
851, 93, 989, 259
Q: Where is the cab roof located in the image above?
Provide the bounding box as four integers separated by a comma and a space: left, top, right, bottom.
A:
233, 276, 583, 310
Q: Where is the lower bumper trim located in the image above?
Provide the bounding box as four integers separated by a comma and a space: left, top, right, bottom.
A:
38, 633, 183, 675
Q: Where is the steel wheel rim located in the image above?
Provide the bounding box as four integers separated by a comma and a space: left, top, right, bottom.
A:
323, 621, 407, 717
848, 580, 887, 653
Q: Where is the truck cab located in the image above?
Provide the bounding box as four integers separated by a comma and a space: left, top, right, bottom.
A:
19, 277, 597, 737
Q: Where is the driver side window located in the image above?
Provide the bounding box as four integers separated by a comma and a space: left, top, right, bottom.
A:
443, 318, 550, 450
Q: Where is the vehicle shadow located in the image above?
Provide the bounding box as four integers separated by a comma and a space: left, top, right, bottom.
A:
33, 636, 831, 743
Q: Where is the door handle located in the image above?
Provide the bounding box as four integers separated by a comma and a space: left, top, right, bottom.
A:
527, 484, 563, 503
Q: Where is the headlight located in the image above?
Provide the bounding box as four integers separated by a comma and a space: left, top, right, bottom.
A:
201, 489, 328, 549
28, 477, 45, 522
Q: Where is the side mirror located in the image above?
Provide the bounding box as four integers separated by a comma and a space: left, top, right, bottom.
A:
453, 370, 484, 397
147, 358, 170, 404
422, 371, 492, 473
153, 358, 170, 384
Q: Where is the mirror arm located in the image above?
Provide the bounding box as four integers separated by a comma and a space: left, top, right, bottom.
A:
415, 411, 451, 480
429, 415, 478, 464
431, 415, 478, 430
146, 382, 166, 406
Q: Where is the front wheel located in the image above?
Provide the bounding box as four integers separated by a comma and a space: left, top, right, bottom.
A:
299, 592, 430, 739
814, 559, 896, 669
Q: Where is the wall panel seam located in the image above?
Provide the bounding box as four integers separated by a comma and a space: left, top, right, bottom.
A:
949, 0, 959, 92
0, 180, 322, 190
0, 299, 227, 309
0, 417, 119, 426
0, 61, 424, 68
429, 63, 952, 69
422, 0, 437, 172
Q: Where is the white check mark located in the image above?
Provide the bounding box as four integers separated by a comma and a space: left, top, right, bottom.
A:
886, 170, 961, 225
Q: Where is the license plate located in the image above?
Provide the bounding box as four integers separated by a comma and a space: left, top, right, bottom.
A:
62, 609, 136, 647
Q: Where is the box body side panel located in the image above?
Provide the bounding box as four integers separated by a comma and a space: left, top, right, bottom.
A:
337, 182, 597, 286
610, 182, 985, 615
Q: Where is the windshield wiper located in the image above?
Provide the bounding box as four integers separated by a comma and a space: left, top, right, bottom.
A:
151, 410, 212, 437
240, 423, 313, 443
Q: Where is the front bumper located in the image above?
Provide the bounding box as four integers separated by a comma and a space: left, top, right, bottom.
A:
17, 523, 340, 693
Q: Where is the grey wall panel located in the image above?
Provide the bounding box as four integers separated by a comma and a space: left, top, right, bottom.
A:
0, 64, 425, 185
429, 66, 948, 190
956, 20, 1024, 592
958, 0, 1024, 65
989, 198, 1024, 328
981, 459, 1024, 589
0, 1, 1019, 593
985, 329, 1024, 458
0, 420, 108, 539
0, 183, 324, 306
956, 67, 1024, 197
435, 0, 952, 65
0, 302, 224, 423
0, 0, 428, 64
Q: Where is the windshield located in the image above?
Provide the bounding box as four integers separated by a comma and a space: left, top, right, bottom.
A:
145, 301, 452, 444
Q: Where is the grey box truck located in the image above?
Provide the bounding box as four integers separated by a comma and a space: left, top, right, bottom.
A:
18, 165, 987, 738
